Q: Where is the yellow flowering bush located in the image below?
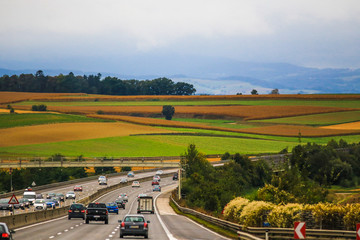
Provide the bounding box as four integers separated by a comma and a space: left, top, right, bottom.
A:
343, 204, 360, 230
267, 204, 303, 228
240, 201, 274, 227
223, 197, 249, 222
304, 203, 346, 229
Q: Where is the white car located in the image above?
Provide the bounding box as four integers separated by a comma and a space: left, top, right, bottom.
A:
65, 191, 76, 199
153, 175, 161, 182
34, 199, 47, 211
120, 178, 128, 183
119, 193, 128, 202
156, 170, 163, 175
132, 181, 140, 188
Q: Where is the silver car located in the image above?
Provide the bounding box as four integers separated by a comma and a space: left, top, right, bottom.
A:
0, 222, 15, 240
65, 191, 76, 199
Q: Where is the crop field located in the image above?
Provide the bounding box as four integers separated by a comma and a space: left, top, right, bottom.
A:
0, 135, 301, 157
251, 111, 360, 126
0, 92, 359, 158
0, 113, 111, 129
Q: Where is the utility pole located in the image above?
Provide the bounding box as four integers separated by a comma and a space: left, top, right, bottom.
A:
9, 168, 13, 192
178, 168, 181, 200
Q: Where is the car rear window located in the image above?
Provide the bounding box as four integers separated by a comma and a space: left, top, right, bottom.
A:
88, 203, 106, 208
0, 225, 5, 233
70, 204, 84, 210
124, 216, 144, 222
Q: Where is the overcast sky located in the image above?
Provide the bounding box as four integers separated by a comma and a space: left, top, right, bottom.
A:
1, 0, 360, 74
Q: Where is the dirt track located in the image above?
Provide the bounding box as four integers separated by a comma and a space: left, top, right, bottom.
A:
0, 122, 173, 147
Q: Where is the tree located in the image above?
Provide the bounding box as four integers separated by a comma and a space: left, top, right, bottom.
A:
162, 105, 175, 120
251, 89, 258, 95
270, 88, 280, 94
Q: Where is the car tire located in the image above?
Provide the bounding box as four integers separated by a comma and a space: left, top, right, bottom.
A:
144, 234, 148, 239
105, 219, 108, 224
68, 216, 71, 220
85, 219, 89, 224
120, 234, 123, 238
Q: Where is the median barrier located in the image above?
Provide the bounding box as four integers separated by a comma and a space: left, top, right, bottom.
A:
0, 173, 173, 229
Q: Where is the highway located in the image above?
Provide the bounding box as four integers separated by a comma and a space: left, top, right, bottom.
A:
12, 175, 230, 240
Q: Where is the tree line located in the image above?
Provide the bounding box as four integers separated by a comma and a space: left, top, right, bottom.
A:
0, 70, 196, 95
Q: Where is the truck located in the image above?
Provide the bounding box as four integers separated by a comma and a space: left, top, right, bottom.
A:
137, 196, 154, 214
85, 202, 108, 224
23, 191, 36, 205
98, 175, 107, 185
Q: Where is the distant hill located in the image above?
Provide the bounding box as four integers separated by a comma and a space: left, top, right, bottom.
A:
1, 61, 360, 94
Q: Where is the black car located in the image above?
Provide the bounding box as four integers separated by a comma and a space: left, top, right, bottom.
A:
0, 199, 13, 211
68, 203, 86, 220
56, 193, 65, 202
173, 172, 178, 180
115, 199, 125, 209
119, 215, 150, 239
0, 222, 15, 240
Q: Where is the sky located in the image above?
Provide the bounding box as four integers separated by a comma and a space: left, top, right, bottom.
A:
1, 0, 360, 75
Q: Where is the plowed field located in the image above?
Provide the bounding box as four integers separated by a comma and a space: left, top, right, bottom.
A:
321, 121, 360, 130
21, 105, 355, 120
0, 122, 174, 147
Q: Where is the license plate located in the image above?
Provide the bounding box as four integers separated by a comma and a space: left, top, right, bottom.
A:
130, 225, 139, 229
94, 215, 100, 218
36, 206, 42, 209
74, 210, 79, 212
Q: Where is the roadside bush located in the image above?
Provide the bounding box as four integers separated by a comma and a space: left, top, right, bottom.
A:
305, 203, 346, 230
221, 152, 231, 160
257, 184, 296, 204
267, 204, 303, 228
343, 204, 360, 230
240, 201, 274, 227
223, 197, 249, 222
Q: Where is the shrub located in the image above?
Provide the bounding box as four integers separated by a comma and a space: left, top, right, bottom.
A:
343, 204, 360, 230
162, 105, 175, 120
32, 104, 47, 111
96, 110, 104, 114
221, 152, 231, 160
257, 184, 296, 204
267, 204, 303, 228
305, 203, 346, 230
223, 197, 250, 222
240, 201, 274, 227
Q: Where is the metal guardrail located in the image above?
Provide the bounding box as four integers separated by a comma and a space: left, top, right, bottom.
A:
170, 196, 357, 240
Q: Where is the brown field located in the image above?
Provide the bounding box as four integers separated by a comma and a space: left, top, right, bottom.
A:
22, 105, 356, 120
25, 93, 360, 101
321, 121, 360, 130
0, 92, 86, 104
0, 122, 174, 147
0, 108, 59, 114
88, 114, 360, 137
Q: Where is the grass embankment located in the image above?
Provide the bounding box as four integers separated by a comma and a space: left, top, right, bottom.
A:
0, 113, 112, 129
169, 199, 238, 239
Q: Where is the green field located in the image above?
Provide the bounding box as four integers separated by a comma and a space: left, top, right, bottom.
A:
0, 113, 112, 129
0, 134, 301, 157
14, 99, 360, 108
169, 118, 256, 129
251, 111, 360, 126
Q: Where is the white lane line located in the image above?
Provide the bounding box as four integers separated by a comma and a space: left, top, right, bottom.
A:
49, 236, 54, 239
70, 227, 74, 229
154, 189, 177, 240
64, 229, 68, 232
57, 232, 62, 235
14, 216, 67, 231
112, 231, 115, 234
109, 235, 113, 237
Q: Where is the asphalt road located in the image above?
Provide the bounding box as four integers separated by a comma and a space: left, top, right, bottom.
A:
13, 176, 231, 240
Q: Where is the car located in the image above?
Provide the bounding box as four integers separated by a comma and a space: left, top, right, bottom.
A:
151, 180, 159, 186
68, 203, 86, 220
106, 202, 119, 214
127, 171, 135, 177
153, 175, 161, 182
0, 199, 13, 211
51, 197, 60, 207
118, 193, 128, 202
86, 202, 108, 224
65, 191, 76, 199
119, 214, 150, 239
152, 185, 161, 192
156, 170, 163, 175
98, 175, 107, 185
55, 193, 65, 202
120, 178, 128, 183
18, 198, 30, 208
132, 181, 140, 188
73, 185, 83, 192
46, 193, 56, 199
33, 199, 47, 211
119, 193, 128, 202
0, 222, 15, 240
173, 172, 178, 180
45, 199, 56, 209
115, 199, 126, 209
36, 193, 44, 199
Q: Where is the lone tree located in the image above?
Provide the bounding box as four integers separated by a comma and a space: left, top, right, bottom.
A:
270, 88, 280, 94
251, 89, 258, 95
162, 105, 175, 120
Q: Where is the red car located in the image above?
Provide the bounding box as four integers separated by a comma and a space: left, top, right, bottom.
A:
73, 185, 83, 192
151, 180, 159, 186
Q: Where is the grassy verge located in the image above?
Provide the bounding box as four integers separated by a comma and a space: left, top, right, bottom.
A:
169, 199, 238, 239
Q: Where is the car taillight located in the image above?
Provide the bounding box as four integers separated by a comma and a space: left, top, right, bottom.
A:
81, 210, 85, 213
86, 210, 88, 214
106, 210, 108, 215
2, 233, 10, 238
144, 222, 148, 228
121, 222, 125, 227
68, 210, 72, 213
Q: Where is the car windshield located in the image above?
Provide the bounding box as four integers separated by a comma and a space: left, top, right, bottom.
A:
35, 200, 44, 203
23, 195, 35, 199
124, 216, 144, 222
56, 193, 64, 196
45, 199, 54, 202
67, 192, 74, 194
70, 204, 84, 210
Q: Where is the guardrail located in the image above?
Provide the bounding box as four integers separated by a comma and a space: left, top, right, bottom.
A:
0, 173, 173, 229
170, 196, 357, 240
